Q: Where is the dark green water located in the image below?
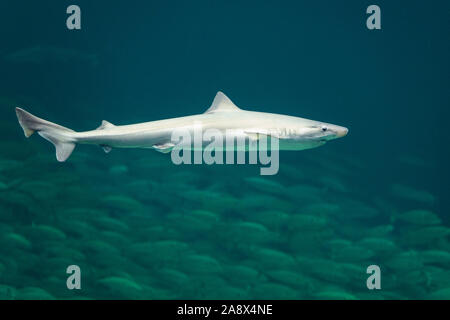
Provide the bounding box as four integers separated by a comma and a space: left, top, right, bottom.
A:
0, 0, 449, 299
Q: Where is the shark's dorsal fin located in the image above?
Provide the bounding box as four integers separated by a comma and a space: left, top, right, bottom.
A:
204, 92, 241, 114
97, 120, 115, 130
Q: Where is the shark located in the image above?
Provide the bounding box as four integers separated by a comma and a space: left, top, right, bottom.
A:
15, 91, 348, 162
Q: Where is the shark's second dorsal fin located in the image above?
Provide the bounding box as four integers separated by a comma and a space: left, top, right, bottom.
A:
204, 92, 241, 114
97, 120, 115, 130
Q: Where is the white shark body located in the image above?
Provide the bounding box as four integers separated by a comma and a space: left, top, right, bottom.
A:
15, 92, 348, 162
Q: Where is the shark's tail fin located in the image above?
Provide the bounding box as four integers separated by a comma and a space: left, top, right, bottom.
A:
15, 107, 76, 162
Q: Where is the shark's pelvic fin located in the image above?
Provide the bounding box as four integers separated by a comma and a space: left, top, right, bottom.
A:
153, 143, 175, 153
204, 91, 241, 114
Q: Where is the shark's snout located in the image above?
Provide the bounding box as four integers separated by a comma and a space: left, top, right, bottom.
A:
336, 127, 348, 138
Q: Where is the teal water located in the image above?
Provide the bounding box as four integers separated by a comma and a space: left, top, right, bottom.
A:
0, 0, 449, 299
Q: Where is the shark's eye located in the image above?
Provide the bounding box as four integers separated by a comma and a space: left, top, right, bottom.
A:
321, 126, 328, 132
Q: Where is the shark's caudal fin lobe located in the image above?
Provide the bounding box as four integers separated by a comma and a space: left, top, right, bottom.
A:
15, 107, 76, 162
38, 131, 76, 161
204, 91, 242, 114
15, 107, 37, 137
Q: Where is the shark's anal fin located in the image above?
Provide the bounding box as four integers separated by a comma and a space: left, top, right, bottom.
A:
100, 144, 112, 153
153, 143, 175, 154
97, 120, 115, 130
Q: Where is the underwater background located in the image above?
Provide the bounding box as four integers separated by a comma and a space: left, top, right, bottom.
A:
0, 0, 449, 299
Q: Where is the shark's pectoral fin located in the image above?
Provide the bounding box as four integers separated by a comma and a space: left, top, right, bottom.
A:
100, 144, 112, 153
153, 143, 175, 154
